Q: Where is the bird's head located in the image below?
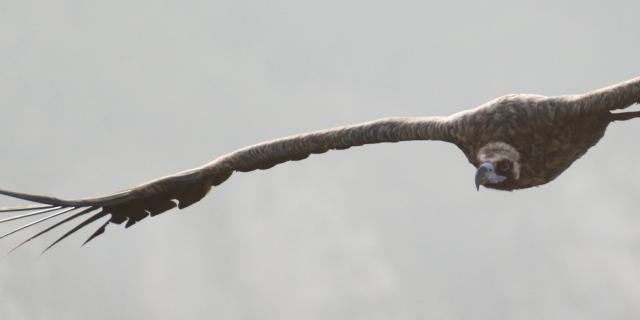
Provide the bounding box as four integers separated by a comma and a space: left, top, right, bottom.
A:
474, 142, 521, 190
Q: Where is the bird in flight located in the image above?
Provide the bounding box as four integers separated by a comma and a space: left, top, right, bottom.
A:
1, 76, 639, 252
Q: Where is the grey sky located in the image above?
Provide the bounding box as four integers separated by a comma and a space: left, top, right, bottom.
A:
1, 0, 639, 319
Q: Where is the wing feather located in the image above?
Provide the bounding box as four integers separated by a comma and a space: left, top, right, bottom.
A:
0, 207, 78, 240
8, 207, 99, 253
0, 206, 64, 224
43, 210, 109, 253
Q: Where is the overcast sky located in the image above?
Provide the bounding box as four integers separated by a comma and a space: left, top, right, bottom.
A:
1, 0, 640, 319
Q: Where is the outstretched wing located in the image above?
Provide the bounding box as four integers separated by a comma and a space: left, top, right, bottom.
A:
569, 76, 640, 113
0, 116, 454, 252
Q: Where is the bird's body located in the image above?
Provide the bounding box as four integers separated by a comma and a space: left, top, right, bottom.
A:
1, 76, 639, 251
450, 93, 612, 190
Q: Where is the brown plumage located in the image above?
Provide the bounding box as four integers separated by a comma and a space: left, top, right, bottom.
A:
1, 76, 639, 252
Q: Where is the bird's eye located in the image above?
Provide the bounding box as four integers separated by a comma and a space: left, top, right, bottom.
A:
497, 160, 511, 172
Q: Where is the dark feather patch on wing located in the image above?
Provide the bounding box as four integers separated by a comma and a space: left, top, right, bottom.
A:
147, 199, 177, 217
82, 220, 110, 246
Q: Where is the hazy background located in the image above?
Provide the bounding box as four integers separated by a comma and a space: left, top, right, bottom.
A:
0, 0, 639, 319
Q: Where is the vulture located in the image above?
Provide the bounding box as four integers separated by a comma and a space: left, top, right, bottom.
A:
1, 76, 639, 252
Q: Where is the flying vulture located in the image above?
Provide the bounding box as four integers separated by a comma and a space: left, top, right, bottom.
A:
1, 76, 639, 252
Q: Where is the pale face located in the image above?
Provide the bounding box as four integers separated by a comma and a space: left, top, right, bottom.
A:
475, 142, 521, 190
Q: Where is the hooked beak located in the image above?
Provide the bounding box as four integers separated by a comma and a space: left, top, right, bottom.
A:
475, 162, 506, 191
